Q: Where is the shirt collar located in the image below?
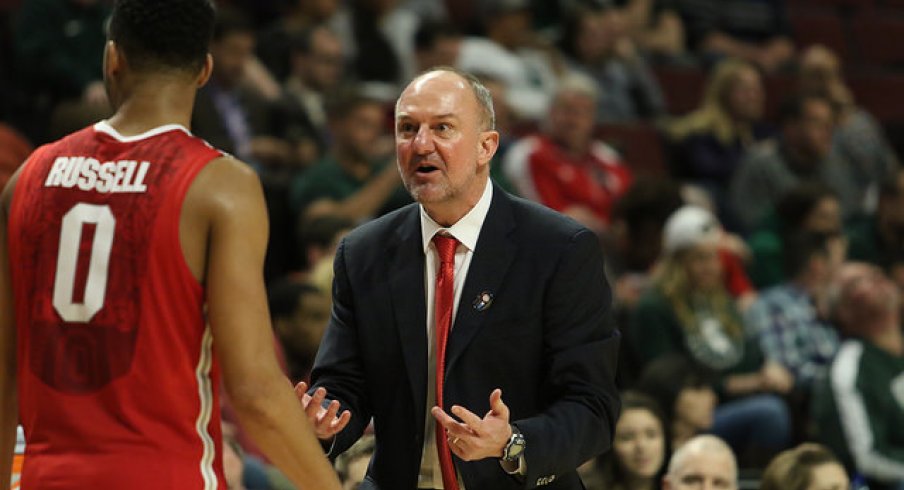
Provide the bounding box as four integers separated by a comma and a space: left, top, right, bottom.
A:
420, 179, 493, 254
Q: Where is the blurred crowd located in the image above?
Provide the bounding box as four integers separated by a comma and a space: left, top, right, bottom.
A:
2, 0, 904, 489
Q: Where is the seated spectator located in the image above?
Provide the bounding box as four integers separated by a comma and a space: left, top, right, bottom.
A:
663, 435, 738, 490
798, 45, 899, 215
670, 0, 794, 72
14, 0, 110, 142
331, 0, 420, 92
607, 177, 685, 309
503, 73, 633, 234
630, 205, 792, 463
192, 9, 290, 169
558, 3, 666, 123
617, 0, 686, 59
580, 391, 669, 490
668, 58, 773, 230
275, 24, 348, 169
335, 434, 375, 490
848, 169, 904, 290
636, 354, 718, 450
747, 183, 843, 288
456, 0, 566, 121
288, 90, 410, 223
812, 263, 904, 490
760, 443, 849, 490
268, 278, 331, 383
413, 21, 461, 73
745, 231, 843, 393
255, 0, 342, 82
730, 93, 857, 233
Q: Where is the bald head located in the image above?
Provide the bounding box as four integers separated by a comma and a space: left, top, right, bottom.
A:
664, 435, 737, 490
399, 67, 496, 131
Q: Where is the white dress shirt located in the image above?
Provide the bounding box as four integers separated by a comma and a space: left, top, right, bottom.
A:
416, 180, 493, 489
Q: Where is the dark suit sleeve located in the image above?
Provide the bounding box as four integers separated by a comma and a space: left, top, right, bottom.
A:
515, 228, 620, 486
310, 238, 373, 456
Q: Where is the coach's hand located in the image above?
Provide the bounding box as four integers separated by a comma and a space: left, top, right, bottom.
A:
294, 381, 351, 441
431, 388, 512, 461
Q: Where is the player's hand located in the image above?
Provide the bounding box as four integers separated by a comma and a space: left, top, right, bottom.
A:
431, 388, 512, 462
294, 381, 351, 441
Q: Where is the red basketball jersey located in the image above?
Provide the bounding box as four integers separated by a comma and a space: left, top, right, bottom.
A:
8, 121, 226, 489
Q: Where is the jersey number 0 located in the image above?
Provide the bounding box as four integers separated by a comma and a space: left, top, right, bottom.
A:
53, 203, 116, 323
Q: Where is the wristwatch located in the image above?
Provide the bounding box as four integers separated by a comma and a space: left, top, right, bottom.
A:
501, 425, 526, 462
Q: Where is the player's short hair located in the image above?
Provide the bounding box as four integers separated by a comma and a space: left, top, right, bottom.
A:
108, 0, 216, 73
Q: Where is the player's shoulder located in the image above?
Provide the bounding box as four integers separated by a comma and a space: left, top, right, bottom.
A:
186, 155, 263, 212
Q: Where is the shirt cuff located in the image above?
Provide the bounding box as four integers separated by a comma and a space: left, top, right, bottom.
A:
500, 455, 527, 476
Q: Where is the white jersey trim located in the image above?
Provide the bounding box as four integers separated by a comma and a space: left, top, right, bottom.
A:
94, 120, 191, 143
832, 340, 904, 481
194, 325, 218, 490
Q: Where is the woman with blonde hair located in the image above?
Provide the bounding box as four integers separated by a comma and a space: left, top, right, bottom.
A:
629, 205, 791, 465
668, 59, 774, 229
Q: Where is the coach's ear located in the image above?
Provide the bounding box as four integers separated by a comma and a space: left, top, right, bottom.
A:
197, 53, 213, 88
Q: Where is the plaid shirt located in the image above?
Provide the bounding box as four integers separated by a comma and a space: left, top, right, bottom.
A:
744, 284, 840, 389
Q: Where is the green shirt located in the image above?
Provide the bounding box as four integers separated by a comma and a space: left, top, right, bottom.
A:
812, 339, 904, 486
289, 155, 410, 217
629, 288, 765, 395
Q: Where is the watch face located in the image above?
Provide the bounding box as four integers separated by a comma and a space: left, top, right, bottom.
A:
504, 433, 526, 461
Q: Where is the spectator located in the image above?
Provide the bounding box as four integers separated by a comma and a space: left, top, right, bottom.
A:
630, 205, 792, 463
255, 0, 342, 82
413, 21, 462, 73
503, 73, 633, 234
192, 8, 289, 168
455, 0, 565, 120
288, 90, 410, 223
558, 3, 666, 123
580, 391, 669, 490
663, 435, 738, 490
277, 24, 347, 165
607, 177, 685, 306
331, 0, 420, 91
268, 278, 331, 383
744, 231, 843, 393
760, 443, 849, 490
335, 434, 376, 490
636, 354, 719, 451
812, 263, 904, 490
669, 0, 794, 72
668, 58, 773, 229
798, 44, 899, 215
14, 0, 110, 142
729, 93, 857, 233
847, 169, 904, 289
616, 0, 686, 59
746, 183, 843, 288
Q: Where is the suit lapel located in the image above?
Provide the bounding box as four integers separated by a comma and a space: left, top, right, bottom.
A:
388, 207, 428, 418
445, 188, 516, 375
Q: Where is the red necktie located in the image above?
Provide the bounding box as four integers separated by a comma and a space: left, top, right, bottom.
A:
432, 234, 461, 490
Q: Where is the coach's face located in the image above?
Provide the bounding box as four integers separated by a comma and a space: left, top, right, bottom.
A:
395, 71, 498, 223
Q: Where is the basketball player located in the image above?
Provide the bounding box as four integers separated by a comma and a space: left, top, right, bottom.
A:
0, 0, 340, 488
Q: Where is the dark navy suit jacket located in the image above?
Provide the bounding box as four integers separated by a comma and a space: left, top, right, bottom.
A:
311, 184, 620, 489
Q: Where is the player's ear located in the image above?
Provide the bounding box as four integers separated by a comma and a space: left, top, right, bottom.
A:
196, 53, 214, 88
103, 40, 122, 80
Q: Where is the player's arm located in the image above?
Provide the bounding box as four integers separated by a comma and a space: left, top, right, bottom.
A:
0, 168, 21, 486
195, 156, 341, 490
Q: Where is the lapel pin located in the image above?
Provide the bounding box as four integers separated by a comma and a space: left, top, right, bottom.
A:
472, 291, 494, 312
